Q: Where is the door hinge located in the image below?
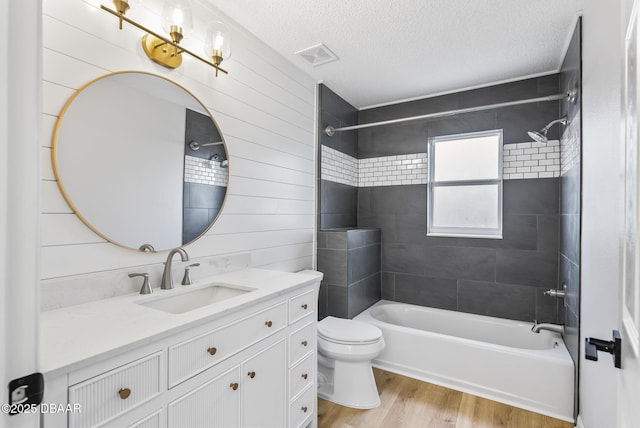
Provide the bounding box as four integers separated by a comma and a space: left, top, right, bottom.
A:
7, 373, 44, 415
585, 330, 622, 369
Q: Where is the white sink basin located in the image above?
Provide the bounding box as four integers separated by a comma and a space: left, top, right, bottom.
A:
137, 283, 255, 314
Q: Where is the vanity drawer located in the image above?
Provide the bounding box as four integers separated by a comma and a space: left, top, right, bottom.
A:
289, 290, 315, 323
169, 302, 287, 387
127, 409, 162, 428
289, 385, 315, 428
69, 352, 162, 428
289, 354, 314, 399
289, 322, 315, 365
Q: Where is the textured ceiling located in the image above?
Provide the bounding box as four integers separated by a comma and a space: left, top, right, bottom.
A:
204, 0, 584, 109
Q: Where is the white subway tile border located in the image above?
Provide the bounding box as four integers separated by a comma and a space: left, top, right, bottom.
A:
184, 155, 229, 187
502, 140, 560, 180
321, 140, 563, 188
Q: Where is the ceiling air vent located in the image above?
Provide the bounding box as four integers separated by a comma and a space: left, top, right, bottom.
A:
295, 43, 338, 66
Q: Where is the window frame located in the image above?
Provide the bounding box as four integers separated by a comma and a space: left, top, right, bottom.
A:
427, 129, 504, 239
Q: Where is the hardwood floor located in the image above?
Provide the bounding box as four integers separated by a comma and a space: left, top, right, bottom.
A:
317, 369, 574, 428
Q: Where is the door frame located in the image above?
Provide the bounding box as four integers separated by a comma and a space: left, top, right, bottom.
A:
1, 1, 42, 427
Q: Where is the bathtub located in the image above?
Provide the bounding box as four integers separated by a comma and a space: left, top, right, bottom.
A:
354, 300, 574, 422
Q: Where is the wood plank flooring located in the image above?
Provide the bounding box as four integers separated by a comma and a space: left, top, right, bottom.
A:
317, 369, 574, 428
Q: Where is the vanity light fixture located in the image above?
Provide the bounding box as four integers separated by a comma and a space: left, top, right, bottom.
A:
204, 21, 231, 77
100, 0, 229, 76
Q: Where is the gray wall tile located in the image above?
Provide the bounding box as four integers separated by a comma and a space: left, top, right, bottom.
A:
369, 185, 426, 215
560, 254, 580, 317
347, 229, 366, 248
320, 180, 357, 229
426, 112, 498, 140
394, 274, 457, 310
559, 22, 581, 404
348, 244, 381, 284
497, 103, 560, 143
538, 215, 559, 252
381, 272, 395, 300
321, 214, 358, 229
500, 214, 538, 250
535, 287, 560, 323
358, 214, 397, 242
560, 164, 581, 215
560, 213, 581, 264
424, 246, 496, 281
318, 282, 328, 320
317, 248, 347, 286
458, 78, 538, 108
364, 229, 381, 245
183, 208, 211, 243
323, 231, 348, 250
321, 180, 357, 215
564, 306, 580, 368
327, 284, 348, 318
395, 214, 427, 244
348, 273, 381, 318
458, 280, 537, 321
496, 249, 558, 287
317, 231, 327, 250
358, 122, 430, 158
382, 243, 425, 275
319, 84, 358, 157
503, 179, 559, 215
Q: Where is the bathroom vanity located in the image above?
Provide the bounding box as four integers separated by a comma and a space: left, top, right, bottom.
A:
40, 269, 321, 428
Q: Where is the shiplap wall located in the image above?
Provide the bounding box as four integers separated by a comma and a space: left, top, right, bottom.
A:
41, 0, 316, 288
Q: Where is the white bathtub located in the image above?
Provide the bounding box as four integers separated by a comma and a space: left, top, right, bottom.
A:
354, 300, 574, 422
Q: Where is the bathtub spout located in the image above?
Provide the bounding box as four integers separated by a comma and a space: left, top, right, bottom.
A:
531, 322, 564, 335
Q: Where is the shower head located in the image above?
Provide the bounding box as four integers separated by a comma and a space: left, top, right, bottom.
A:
527, 116, 568, 144
527, 130, 547, 144
209, 153, 229, 168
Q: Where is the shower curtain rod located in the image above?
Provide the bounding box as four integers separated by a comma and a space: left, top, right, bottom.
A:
324, 92, 572, 136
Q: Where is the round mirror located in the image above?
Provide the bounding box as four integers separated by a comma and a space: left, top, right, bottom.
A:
52, 71, 229, 252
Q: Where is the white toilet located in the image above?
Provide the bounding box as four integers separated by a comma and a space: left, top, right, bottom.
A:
317, 316, 385, 409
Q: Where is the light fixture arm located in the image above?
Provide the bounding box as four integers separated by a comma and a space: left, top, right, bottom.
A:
100, 5, 228, 75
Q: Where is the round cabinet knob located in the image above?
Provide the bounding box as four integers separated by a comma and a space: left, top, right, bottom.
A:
301, 406, 308, 413
118, 388, 131, 400
207, 347, 217, 356
301, 373, 308, 380
230, 383, 239, 391
301, 340, 308, 347
248, 371, 256, 379
265, 321, 273, 327
301, 304, 308, 310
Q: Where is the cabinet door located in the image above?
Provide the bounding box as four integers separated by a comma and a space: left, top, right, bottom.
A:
242, 339, 287, 428
168, 367, 241, 428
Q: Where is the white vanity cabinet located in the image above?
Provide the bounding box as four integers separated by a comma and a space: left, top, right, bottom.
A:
41, 274, 319, 428
168, 366, 241, 427
167, 338, 288, 428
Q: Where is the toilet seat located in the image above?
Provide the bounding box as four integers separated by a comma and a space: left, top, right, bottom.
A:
318, 316, 383, 345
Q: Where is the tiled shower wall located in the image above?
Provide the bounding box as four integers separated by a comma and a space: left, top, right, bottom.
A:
319, 75, 563, 323
319, 86, 358, 229
559, 18, 582, 419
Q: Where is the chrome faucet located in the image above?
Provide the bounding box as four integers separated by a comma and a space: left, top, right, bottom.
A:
531, 322, 564, 335
161, 248, 189, 290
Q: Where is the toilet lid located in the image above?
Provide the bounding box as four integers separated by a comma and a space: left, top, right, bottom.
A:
318, 316, 382, 344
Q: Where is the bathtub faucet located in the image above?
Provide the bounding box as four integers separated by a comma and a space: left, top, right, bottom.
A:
531, 322, 564, 335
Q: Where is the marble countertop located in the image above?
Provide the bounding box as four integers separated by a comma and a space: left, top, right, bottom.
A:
40, 268, 322, 377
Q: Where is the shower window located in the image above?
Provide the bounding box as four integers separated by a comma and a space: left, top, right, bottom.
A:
427, 129, 503, 238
